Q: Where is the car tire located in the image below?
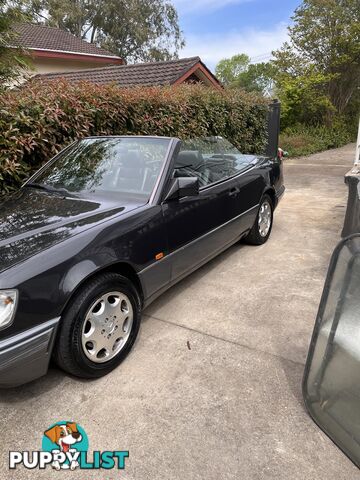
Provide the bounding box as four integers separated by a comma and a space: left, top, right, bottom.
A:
53, 272, 141, 379
244, 194, 273, 245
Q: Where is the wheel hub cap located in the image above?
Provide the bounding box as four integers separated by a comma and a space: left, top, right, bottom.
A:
258, 200, 272, 237
81, 291, 134, 363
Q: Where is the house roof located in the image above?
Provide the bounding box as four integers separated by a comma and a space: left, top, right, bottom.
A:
35, 56, 222, 88
13, 23, 122, 60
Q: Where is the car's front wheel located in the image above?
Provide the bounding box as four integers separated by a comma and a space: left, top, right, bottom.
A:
53, 272, 141, 379
244, 194, 273, 245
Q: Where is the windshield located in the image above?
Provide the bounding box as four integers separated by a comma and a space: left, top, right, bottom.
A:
32, 137, 171, 199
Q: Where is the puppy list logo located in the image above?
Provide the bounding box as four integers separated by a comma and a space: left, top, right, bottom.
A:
9, 421, 129, 471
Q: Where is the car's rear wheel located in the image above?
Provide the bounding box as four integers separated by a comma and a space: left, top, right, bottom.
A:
244, 194, 273, 245
53, 272, 141, 379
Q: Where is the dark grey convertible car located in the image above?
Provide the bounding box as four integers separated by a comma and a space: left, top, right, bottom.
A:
0, 135, 284, 386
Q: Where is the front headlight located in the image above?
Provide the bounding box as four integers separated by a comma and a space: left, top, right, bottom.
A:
0, 290, 18, 329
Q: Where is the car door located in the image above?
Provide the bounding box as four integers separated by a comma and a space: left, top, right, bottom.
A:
163, 137, 267, 281
208, 158, 264, 235
162, 148, 230, 281
205, 138, 265, 236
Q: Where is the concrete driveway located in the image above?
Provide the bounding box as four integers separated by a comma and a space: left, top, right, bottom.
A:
0, 143, 358, 479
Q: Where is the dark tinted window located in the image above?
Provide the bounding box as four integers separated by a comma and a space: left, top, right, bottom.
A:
173, 137, 260, 188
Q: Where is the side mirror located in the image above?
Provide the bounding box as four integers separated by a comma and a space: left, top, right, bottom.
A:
164, 177, 199, 202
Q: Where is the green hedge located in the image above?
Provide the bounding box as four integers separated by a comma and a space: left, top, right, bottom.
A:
279, 121, 354, 157
0, 81, 269, 195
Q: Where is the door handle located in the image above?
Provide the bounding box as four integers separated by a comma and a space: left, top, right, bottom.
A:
229, 187, 240, 197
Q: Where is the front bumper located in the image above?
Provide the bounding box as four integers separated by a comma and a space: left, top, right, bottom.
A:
0, 318, 60, 388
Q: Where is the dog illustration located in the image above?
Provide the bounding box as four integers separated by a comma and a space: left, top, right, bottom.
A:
44, 422, 82, 470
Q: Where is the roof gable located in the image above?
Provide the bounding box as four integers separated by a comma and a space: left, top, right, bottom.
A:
35, 57, 222, 88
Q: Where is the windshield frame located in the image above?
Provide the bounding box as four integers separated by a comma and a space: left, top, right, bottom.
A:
23, 136, 175, 203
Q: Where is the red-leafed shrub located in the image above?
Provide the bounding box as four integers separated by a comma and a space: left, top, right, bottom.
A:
0, 80, 269, 195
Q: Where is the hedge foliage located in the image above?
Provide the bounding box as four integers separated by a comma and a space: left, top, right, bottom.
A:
0, 81, 269, 195
279, 121, 355, 157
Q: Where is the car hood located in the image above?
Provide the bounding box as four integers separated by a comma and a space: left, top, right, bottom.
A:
0, 188, 144, 273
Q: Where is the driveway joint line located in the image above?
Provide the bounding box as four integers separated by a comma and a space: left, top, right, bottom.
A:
143, 313, 305, 368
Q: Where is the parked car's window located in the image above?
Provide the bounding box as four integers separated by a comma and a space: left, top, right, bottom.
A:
173, 137, 259, 188
33, 137, 171, 198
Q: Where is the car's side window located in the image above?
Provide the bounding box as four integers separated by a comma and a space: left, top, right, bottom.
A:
173, 150, 213, 188
173, 137, 259, 188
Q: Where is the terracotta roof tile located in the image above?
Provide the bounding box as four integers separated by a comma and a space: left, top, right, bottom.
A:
13, 23, 120, 58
